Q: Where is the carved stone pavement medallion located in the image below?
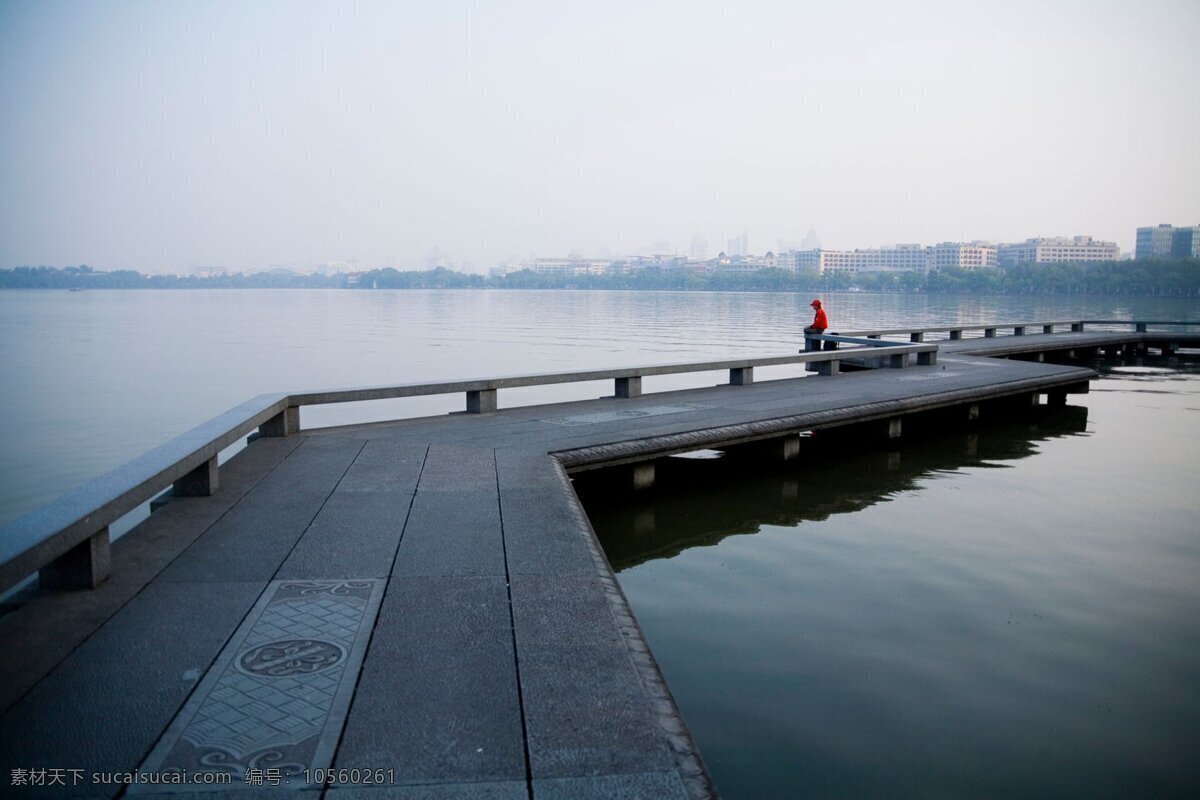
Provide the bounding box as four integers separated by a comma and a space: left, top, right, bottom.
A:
132, 579, 385, 792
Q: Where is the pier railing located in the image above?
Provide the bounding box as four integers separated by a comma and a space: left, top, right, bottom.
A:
840, 319, 1198, 341
0, 341, 935, 596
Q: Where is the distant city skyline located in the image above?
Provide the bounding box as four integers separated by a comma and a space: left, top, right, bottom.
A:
2, 1, 1197, 275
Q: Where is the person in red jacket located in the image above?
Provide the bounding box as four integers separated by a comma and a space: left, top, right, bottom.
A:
805, 299, 828, 334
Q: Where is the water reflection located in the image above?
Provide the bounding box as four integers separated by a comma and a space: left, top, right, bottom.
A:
580, 405, 1089, 571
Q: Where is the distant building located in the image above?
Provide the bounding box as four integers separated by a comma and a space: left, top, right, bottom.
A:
927, 242, 998, 270
1136, 224, 1177, 258
797, 244, 929, 275
1136, 224, 1200, 258
530, 257, 611, 275
1173, 226, 1200, 258
997, 236, 1120, 266
690, 232, 709, 260
726, 231, 748, 258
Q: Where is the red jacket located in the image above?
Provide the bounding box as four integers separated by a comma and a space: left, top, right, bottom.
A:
811, 307, 828, 331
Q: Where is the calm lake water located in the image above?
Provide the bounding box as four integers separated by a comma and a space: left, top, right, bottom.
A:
1, 288, 1198, 797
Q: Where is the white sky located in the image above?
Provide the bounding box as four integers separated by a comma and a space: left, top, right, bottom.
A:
1, 0, 1198, 273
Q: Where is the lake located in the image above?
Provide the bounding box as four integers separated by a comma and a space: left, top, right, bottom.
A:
1, 288, 1198, 797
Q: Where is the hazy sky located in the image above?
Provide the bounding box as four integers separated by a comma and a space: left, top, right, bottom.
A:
2, 0, 1198, 273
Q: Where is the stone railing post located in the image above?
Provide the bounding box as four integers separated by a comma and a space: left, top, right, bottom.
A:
41, 527, 111, 590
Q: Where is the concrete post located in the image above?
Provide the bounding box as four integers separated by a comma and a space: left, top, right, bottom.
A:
1014, 326, 1026, 336
259, 406, 299, 437
816, 360, 840, 376
888, 353, 907, 369
917, 350, 937, 366
1136, 322, 1147, 333
949, 329, 963, 340
967, 403, 980, 421
780, 434, 801, 461
1048, 392, 1067, 406
1071, 322, 1084, 332
175, 455, 219, 497
984, 328, 997, 338
615, 377, 642, 398
1043, 324, 1055, 334
1035, 352, 1045, 363
729, 367, 754, 386
41, 527, 111, 590
887, 418, 902, 439
910, 332, 924, 342
632, 462, 655, 491
467, 389, 497, 414
804, 337, 821, 352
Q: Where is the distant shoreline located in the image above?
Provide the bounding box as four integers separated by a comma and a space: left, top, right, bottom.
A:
2, 261, 1198, 297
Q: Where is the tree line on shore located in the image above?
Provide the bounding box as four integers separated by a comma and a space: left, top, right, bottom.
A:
2, 259, 1198, 295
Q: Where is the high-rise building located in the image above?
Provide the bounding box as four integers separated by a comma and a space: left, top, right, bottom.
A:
726, 231, 748, 258
1172, 226, 1200, 258
1138, 224, 1200, 258
690, 232, 708, 260
997, 236, 1120, 266
1136, 225, 1177, 258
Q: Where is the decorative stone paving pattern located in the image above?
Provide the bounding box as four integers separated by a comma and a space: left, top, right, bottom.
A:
133, 580, 384, 792
541, 403, 707, 427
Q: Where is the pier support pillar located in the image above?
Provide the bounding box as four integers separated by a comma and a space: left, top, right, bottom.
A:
632, 462, 655, 491
467, 389, 497, 414
729, 367, 754, 386
1014, 326, 1026, 336
816, 360, 840, 376
1036, 352, 1045, 363
917, 350, 937, 366
779, 434, 801, 461
984, 328, 997, 338
41, 527, 110, 590
910, 332, 925, 342
887, 418, 903, 439
259, 406, 299, 438
1160, 342, 1178, 356
949, 329, 962, 340
615, 377, 642, 398
967, 403, 980, 422
1071, 322, 1085, 332
1043, 324, 1055, 334
175, 455, 219, 496
888, 353, 907, 369
1048, 392, 1068, 406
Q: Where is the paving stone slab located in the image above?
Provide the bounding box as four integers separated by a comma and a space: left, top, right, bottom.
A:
134, 579, 386, 793
412, 445, 497, 491
277, 441, 427, 579
510, 575, 674, 780
334, 576, 524, 785
324, 781, 527, 799
158, 438, 364, 583
498, 479, 596, 578
392, 489, 503, 577
0, 580, 264, 799
532, 771, 689, 800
